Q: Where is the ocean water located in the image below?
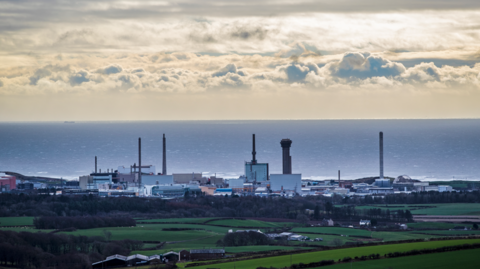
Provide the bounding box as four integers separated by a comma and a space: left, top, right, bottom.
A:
0, 120, 479, 181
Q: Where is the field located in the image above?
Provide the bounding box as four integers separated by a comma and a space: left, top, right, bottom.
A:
354, 203, 480, 215
138, 218, 214, 223
407, 222, 459, 229
0, 217, 34, 226
207, 219, 300, 228
322, 248, 480, 269
187, 238, 480, 269
132, 245, 313, 256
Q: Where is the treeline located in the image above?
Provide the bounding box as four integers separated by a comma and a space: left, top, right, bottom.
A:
0, 191, 479, 221
34, 215, 136, 229
218, 231, 271, 247
0, 230, 143, 268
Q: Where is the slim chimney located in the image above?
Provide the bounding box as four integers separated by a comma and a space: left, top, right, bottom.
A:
280, 139, 292, 174
252, 134, 257, 164
138, 137, 142, 187
338, 170, 341, 186
379, 132, 384, 179
162, 134, 167, 175
95, 156, 97, 173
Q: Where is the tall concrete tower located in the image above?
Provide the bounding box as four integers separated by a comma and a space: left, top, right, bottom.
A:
280, 139, 292, 174
252, 134, 257, 164
379, 132, 384, 179
162, 134, 167, 175
95, 156, 97, 173
138, 137, 142, 186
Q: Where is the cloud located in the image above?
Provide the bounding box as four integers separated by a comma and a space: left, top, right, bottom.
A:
328, 52, 406, 79
69, 70, 90, 86
0, 80, 3, 87
1, 51, 479, 97
29, 68, 52, 85
212, 64, 238, 77
98, 65, 123, 75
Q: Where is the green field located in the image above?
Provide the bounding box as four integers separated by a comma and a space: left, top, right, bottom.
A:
322, 248, 480, 269
188, 238, 480, 269
207, 219, 299, 228
354, 203, 480, 215
410, 204, 480, 215
59, 224, 223, 242
138, 218, 213, 223
407, 222, 459, 229
131, 245, 312, 256
0, 217, 34, 226
291, 227, 372, 237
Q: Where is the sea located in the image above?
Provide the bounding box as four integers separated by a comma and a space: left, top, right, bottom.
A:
0, 119, 479, 181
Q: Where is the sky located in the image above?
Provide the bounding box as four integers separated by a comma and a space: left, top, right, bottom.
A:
1, 0, 480, 121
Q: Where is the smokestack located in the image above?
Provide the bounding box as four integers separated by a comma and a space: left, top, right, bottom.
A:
162, 134, 167, 175
338, 170, 341, 186
280, 139, 292, 174
380, 132, 384, 179
139, 137, 142, 187
95, 156, 97, 173
252, 134, 257, 164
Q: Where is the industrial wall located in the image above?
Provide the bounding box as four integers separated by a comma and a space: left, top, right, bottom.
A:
270, 174, 301, 193
173, 173, 202, 183
142, 175, 173, 185
229, 178, 245, 189
245, 163, 268, 182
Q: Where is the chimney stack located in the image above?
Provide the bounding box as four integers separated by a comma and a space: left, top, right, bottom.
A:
338, 170, 341, 187
280, 139, 292, 174
162, 134, 167, 175
379, 132, 384, 179
95, 156, 97, 173
252, 134, 257, 164
138, 137, 142, 187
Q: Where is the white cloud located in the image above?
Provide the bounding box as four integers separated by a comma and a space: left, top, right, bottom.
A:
1, 51, 479, 97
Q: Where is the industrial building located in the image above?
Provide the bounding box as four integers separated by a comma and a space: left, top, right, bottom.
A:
173, 173, 203, 184
270, 174, 301, 194
0, 173, 16, 192
244, 134, 269, 182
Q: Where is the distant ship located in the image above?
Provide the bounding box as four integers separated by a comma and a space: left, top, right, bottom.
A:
64, 121, 75, 123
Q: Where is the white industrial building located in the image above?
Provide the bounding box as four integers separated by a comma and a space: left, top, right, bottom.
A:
142, 175, 173, 185
270, 174, 302, 194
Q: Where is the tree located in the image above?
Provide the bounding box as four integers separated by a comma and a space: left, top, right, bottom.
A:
103, 230, 112, 242
405, 210, 413, 222
325, 202, 333, 215
473, 223, 478, 230
314, 205, 320, 220
371, 219, 378, 226
329, 238, 343, 247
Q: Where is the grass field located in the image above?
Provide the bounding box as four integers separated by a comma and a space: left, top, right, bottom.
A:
291, 227, 373, 237
322, 248, 480, 269
131, 245, 313, 256
207, 219, 299, 228
59, 224, 223, 242
354, 204, 480, 215
187, 238, 480, 269
138, 218, 213, 223
407, 222, 459, 229
410, 204, 480, 215
0, 217, 34, 226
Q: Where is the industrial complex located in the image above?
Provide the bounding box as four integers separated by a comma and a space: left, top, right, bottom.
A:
1, 132, 453, 198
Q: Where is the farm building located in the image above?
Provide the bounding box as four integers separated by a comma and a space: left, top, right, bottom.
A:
190, 249, 225, 260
